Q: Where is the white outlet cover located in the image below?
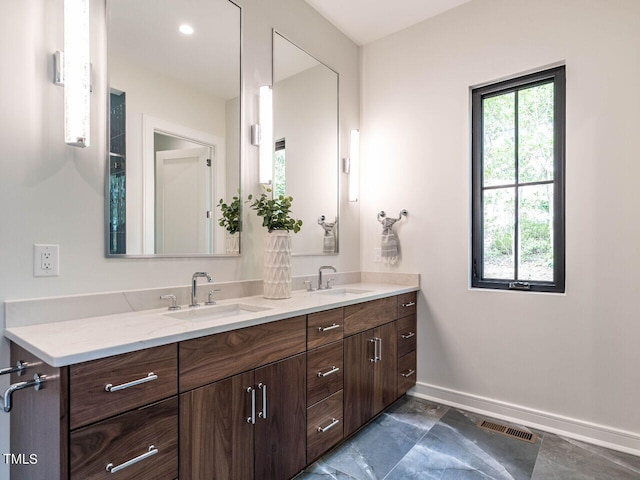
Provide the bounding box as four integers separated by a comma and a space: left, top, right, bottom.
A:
34, 244, 59, 277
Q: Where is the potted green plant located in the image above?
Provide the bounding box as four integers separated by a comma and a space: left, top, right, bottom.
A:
217, 194, 241, 254
247, 187, 303, 298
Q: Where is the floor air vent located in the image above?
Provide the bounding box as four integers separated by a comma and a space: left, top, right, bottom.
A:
476, 420, 538, 444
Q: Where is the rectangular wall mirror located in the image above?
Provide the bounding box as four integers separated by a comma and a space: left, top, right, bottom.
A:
106, 0, 241, 257
272, 31, 339, 255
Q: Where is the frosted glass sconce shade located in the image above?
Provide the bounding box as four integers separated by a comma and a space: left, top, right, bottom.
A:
347, 129, 360, 202
63, 0, 91, 147
258, 85, 273, 184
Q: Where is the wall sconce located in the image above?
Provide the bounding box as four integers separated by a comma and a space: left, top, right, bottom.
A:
343, 129, 360, 202
54, 0, 91, 148
253, 85, 273, 185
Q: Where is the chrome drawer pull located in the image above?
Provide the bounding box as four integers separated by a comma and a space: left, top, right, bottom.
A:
318, 323, 340, 332
401, 332, 415, 339
104, 372, 157, 393
317, 366, 340, 378
401, 301, 416, 308
401, 369, 416, 378
246, 386, 256, 424
317, 418, 339, 433
106, 445, 158, 473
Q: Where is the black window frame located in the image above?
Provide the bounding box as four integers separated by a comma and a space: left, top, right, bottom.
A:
471, 66, 566, 293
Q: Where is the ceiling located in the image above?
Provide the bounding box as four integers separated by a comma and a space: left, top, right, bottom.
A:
108, 0, 240, 100
304, 0, 472, 45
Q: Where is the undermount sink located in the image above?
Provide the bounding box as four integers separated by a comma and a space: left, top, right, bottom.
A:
164, 303, 272, 322
314, 288, 373, 296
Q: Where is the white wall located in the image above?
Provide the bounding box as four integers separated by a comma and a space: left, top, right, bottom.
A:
360, 0, 640, 452
0, 0, 359, 474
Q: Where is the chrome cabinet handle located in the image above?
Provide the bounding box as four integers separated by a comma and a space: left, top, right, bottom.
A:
317, 418, 339, 433
106, 445, 158, 473
246, 386, 256, 424
401, 369, 416, 378
104, 372, 157, 393
370, 337, 382, 363
318, 323, 340, 332
401, 332, 415, 339
317, 366, 340, 378
401, 301, 416, 307
257, 383, 267, 419
369, 338, 377, 362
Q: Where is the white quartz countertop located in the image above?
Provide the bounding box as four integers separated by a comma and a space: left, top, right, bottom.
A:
4, 283, 418, 368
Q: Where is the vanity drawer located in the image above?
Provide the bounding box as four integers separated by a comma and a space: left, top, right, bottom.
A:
69, 344, 178, 430
397, 314, 417, 358
397, 292, 417, 319
307, 390, 343, 462
179, 316, 306, 392
307, 308, 344, 349
307, 340, 343, 406
344, 297, 397, 336
69, 397, 178, 480
398, 351, 417, 397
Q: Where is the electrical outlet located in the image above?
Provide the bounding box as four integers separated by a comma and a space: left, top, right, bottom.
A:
374, 248, 382, 263
34, 244, 59, 277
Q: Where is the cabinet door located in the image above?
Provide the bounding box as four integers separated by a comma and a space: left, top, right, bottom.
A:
372, 322, 398, 415
254, 354, 306, 480
343, 329, 375, 437
180, 371, 254, 480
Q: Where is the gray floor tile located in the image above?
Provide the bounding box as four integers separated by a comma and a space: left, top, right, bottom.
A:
299, 397, 448, 480
530, 434, 640, 480
297, 396, 640, 480
386, 409, 541, 480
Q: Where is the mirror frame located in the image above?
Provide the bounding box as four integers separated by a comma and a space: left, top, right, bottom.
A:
272, 29, 340, 257
104, 0, 243, 258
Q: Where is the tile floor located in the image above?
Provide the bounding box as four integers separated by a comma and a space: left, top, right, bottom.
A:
296, 396, 640, 479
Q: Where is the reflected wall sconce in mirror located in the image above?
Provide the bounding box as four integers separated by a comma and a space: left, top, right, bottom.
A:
343, 129, 360, 202
252, 85, 273, 185
53, 0, 91, 148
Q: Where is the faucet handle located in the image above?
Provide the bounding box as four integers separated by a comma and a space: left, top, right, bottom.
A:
205, 289, 222, 305
160, 294, 181, 311
304, 280, 315, 292
325, 278, 335, 290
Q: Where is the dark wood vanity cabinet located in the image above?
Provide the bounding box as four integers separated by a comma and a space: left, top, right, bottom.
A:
9, 291, 417, 480
343, 322, 397, 437
180, 355, 307, 480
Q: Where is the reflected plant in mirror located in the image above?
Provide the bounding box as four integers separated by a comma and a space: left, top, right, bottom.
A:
272, 31, 339, 255
217, 193, 240, 254
106, 0, 241, 257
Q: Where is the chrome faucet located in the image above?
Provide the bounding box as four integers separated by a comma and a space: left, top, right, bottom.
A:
317, 266, 337, 290
190, 272, 212, 307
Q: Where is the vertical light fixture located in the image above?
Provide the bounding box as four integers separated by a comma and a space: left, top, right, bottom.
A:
258, 85, 273, 184
347, 129, 360, 202
63, 0, 91, 147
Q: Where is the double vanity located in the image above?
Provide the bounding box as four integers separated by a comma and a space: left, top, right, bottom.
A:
4, 277, 418, 479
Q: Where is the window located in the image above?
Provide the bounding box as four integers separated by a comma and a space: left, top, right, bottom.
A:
471, 66, 565, 293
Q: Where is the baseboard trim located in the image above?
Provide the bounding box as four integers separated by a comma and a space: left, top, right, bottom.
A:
409, 382, 640, 457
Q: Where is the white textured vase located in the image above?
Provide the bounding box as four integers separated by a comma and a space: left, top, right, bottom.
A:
263, 231, 292, 299
225, 232, 240, 255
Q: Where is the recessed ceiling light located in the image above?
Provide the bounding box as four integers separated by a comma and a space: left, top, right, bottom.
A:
179, 24, 194, 35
